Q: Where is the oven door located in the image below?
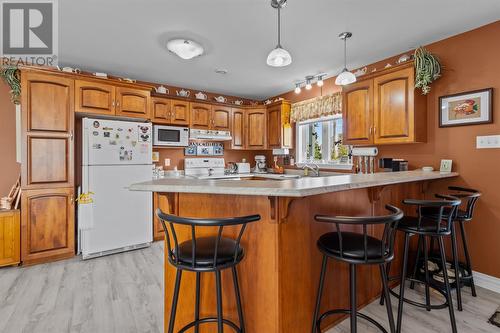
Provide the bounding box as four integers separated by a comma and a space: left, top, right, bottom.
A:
153, 126, 189, 146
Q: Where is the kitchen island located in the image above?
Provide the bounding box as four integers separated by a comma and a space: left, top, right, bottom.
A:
130, 170, 458, 333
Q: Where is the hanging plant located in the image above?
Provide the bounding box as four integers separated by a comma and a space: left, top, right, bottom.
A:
0, 65, 21, 104
414, 47, 441, 95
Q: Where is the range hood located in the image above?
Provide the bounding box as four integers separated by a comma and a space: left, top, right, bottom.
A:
190, 129, 232, 141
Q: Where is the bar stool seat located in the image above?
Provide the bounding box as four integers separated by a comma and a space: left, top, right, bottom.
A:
318, 232, 387, 260
397, 216, 449, 234
175, 237, 244, 267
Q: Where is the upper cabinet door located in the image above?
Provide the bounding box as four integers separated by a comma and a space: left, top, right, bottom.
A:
246, 109, 267, 150
23, 73, 73, 133
373, 66, 414, 144
190, 103, 211, 129
21, 72, 74, 189
267, 105, 281, 149
212, 106, 232, 131
342, 80, 374, 145
151, 97, 172, 124
170, 100, 190, 125
115, 87, 150, 119
75, 80, 115, 115
231, 108, 245, 149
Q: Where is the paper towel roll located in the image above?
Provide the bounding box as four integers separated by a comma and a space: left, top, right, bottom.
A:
351, 147, 378, 156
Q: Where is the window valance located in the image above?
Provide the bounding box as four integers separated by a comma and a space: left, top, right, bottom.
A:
291, 93, 342, 123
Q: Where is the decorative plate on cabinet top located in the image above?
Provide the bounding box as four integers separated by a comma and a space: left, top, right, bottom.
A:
234, 100, 243, 105
195, 92, 207, 100
214, 96, 227, 103
176, 89, 190, 97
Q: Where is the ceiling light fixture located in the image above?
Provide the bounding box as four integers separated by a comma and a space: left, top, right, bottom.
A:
267, 0, 292, 67
293, 74, 326, 94
335, 32, 356, 86
294, 83, 301, 94
305, 76, 313, 90
317, 75, 324, 87
166, 39, 204, 60
215, 68, 228, 75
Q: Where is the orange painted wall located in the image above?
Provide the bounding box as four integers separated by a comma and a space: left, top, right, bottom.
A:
0, 82, 20, 197
277, 21, 500, 278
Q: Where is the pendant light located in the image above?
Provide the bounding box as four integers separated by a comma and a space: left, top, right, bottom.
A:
335, 32, 356, 86
267, 0, 292, 67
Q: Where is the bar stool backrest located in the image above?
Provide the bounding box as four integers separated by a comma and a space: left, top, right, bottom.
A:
156, 209, 260, 269
404, 195, 461, 235
447, 186, 481, 220
314, 205, 403, 264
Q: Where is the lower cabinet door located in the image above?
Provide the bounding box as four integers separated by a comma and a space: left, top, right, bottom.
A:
21, 188, 75, 265
0, 210, 20, 267
153, 192, 177, 241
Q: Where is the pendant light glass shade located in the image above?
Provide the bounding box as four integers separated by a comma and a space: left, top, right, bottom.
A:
267, 47, 292, 67
335, 32, 356, 86
267, 1, 292, 67
335, 69, 356, 85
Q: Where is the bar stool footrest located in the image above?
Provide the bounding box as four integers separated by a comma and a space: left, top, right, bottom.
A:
387, 275, 450, 310
316, 309, 389, 333
178, 317, 242, 333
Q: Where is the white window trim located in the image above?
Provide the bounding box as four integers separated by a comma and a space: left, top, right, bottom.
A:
295, 115, 353, 171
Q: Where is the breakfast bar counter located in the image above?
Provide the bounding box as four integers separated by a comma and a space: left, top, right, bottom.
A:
130, 171, 458, 333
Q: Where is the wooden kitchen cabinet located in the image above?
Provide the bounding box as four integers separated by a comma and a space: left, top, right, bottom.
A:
342, 63, 426, 145
21, 71, 74, 189
190, 103, 231, 131
190, 102, 212, 129
246, 108, 267, 150
75, 80, 115, 115
75, 80, 151, 119
115, 86, 151, 119
0, 210, 20, 267
151, 98, 190, 125
153, 192, 178, 241
21, 188, 75, 265
170, 100, 190, 125
267, 101, 292, 149
212, 106, 232, 131
343, 79, 374, 145
231, 108, 246, 149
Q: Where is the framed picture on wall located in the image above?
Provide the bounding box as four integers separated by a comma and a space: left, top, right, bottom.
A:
439, 88, 493, 127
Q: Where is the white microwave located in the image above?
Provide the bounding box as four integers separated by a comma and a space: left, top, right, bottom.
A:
153, 125, 189, 146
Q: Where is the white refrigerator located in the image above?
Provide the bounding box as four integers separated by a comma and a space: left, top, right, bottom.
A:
79, 118, 153, 259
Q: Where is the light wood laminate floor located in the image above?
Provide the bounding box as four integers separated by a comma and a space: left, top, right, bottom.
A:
1, 242, 499, 333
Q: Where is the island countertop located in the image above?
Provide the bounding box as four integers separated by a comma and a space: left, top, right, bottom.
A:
130, 170, 458, 197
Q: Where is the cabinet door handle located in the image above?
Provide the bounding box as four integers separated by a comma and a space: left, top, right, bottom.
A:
369, 127, 372, 135
112, 100, 115, 107
373, 126, 376, 134
116, 100, 120, 107
69, 130, 74, 140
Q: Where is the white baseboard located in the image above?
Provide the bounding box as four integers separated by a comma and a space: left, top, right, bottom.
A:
473, 270, 500, 294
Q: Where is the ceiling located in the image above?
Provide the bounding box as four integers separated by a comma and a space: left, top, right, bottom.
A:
59, 0, 500, 100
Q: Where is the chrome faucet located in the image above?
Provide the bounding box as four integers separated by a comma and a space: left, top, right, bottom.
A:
301, 163, 320, 177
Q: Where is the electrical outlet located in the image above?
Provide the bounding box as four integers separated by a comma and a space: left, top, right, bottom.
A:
476, 135, 500, 149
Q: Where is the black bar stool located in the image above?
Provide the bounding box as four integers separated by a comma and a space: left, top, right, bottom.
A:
312, 205, 404, 333
419, 186, 481, 311
156, 209, 261, 333
382, 196, 461, 333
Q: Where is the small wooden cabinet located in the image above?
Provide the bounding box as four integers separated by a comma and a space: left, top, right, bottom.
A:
75, 79, 151, 119
246, 108, 267, 150
153, 192, 178, 241
0, 210, 20, 267
21, 188, 75, 265
151, 98, 190, 125
267, 101, 292, 149
75, 80, 115, 115
342, 63, 426, 145
231, 108, 246, 149
21, 71, 74, 189
190, 103, 232, 131
115, 87, 150, 118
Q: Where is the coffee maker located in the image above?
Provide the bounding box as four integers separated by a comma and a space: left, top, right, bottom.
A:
254, 155, 267, 173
